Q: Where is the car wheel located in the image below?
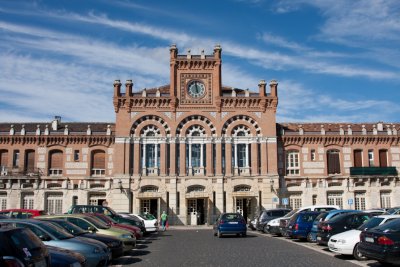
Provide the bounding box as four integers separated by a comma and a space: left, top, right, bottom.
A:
242, 232, 247, 237
353, 243, 367, 261
307, 232, 314, 242
214, 231, 217, 236
217, 230, 222, 238
263, 225, 269, 234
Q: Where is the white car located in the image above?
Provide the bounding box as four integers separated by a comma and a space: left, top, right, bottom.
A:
328, 215, 400, 260
119, 213, 159, 233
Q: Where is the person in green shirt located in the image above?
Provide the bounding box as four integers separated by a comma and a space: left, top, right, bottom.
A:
160, 211, 168, 231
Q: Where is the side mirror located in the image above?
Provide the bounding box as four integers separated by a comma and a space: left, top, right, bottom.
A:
39, 234, 51, 241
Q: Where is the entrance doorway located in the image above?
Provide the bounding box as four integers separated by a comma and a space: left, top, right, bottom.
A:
187, 198, 207, 225
235, 198, 252, 222
140, 199, 159, 218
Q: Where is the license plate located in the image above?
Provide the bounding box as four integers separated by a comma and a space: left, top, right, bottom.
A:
365, 237, 374, 243
229, 222, 238, 224
317, 236, 321, 241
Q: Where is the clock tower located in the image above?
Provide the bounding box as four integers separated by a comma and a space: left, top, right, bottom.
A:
169, 44, 222, 109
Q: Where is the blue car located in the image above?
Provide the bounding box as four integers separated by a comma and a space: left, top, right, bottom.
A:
308, 209, 357, 242
213, 213, 247, 238
287, 211, 321, 240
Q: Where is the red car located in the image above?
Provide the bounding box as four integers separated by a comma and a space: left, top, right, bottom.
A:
85, 213, 143, 240
0, 209, 48, 218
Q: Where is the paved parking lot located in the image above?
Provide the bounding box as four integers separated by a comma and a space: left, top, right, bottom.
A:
110, 227, 383, 267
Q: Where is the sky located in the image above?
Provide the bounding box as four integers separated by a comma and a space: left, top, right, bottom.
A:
0, 0, 400, 124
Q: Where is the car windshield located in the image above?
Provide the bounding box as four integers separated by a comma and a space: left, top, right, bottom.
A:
357, 217, 385, 230
314, 212, 328, 223
9, 229, 43, 250
373, 219, 400, 233
384, 208, 400, 215
49, 220, 88, 236
84, 216, 110, 229
39, 221, 74, 240
283, 209, 298, 218
140, 213, 156, 220
221, 214, 242, 221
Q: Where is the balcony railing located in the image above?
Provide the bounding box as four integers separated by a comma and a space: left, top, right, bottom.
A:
350, 167, 397, 176
91, 168, 105, 177
49, 168, 63, 176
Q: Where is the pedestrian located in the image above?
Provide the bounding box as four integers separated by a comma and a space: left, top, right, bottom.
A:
160, 211, 168, 231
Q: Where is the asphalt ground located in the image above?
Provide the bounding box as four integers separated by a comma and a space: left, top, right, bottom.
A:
111, 227, 382, 267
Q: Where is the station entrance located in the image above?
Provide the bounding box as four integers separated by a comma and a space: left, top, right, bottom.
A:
140, 198, 159, 219
187, 198, 208, 225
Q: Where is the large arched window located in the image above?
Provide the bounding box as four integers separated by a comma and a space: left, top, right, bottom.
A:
232, 125, 251, 175
286, 150, 300, 175
327, 149, 341, 175
186, 125, 206, 176
141, 125, 160, 176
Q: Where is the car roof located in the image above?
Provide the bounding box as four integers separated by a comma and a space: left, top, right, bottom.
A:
375, 215, 400, 219
0, 218, 50, 226
0, 209, 44, 212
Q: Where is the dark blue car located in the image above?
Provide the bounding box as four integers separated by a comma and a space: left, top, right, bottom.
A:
213, 213, 247, 238
287, 211, 321, 240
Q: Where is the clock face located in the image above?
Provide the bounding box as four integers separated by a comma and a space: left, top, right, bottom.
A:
187, 80, 206, 98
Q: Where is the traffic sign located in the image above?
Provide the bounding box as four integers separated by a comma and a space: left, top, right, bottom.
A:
348, 199, 354, 205
282, 198, 289, 205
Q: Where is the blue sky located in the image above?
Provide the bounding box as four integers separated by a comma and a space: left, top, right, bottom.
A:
1, 0, 399, 123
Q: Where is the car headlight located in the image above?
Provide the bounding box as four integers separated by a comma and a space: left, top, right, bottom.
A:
336, 239, 346, 244
121, 234, 132, 239
70, 262, 82, 267
107, 241, 121, 248
93, 247, 101, 253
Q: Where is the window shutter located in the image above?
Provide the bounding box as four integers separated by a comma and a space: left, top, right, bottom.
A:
25, 151, 35, 172
379, 150, 388, 167
0, 151, 8, 166
354, 150, 363, 167
328, 151, 340, 174
92, 151, 105, 169
50, 151, 63, 169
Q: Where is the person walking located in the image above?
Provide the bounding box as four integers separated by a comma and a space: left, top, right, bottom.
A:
160, 211, 168, 231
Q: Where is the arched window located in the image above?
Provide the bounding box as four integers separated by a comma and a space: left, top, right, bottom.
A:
186, 125, 206, 176
141, 125, 160, 175
234, 185, 251, 192
187, 185, 205, 193
141, 185, 159, 193
232, 125, 251, 175
286, 150, 300, 175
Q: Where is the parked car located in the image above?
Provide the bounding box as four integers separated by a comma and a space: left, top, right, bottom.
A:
316, 212, 372, 246
0, 219, 111, 267
120, 213, 159, 233
266, 209, 298, 235
279, 205, 340, 237
38, 214, 136, 253
363, 209, 386, 216
37, 218, 125, 259
0, 209, 48, 218
359, 217, 400, 265
68, 205, 146, 233
328, 215, 400, 260
0, 226, 50, 267
213, 213, 247, 238
89, 213, 143, 240
384, 206, 400, 215
47, 245, 86, 267
256, 208, 291, 233
308, 210, 357, 242
286, 211, 322, 240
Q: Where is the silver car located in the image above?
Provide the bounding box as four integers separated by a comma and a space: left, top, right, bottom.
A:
1, 219, 110, 267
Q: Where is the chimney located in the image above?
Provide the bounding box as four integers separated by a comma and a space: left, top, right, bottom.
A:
270, 80, 278, 97
258, 80, 266, 96
113, 80, 121, 97
125, 80, 133, 96
52, 116, 61, 131
213, 44, 222, 59
170, 44, 177, 60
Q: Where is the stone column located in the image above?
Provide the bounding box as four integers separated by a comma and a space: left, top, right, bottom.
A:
169, 138, 176, 176
142, 143, 146, 175
160, 143, 166, 176
251, 142, 259, 175
225, 140, 232, 176
133, 140, 140, 176
179, 141, 186, 176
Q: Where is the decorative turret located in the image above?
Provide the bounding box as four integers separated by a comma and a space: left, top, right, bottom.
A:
113, 80, 121, 97
125, 80, 133, 97
213, 44, 222, 59
258, 80, 266, 97
270, 80, 278, 97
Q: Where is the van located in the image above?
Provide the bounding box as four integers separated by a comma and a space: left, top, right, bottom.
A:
255, 208, 291, 232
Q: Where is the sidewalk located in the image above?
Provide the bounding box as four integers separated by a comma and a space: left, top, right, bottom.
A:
168, 225, 213, 230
